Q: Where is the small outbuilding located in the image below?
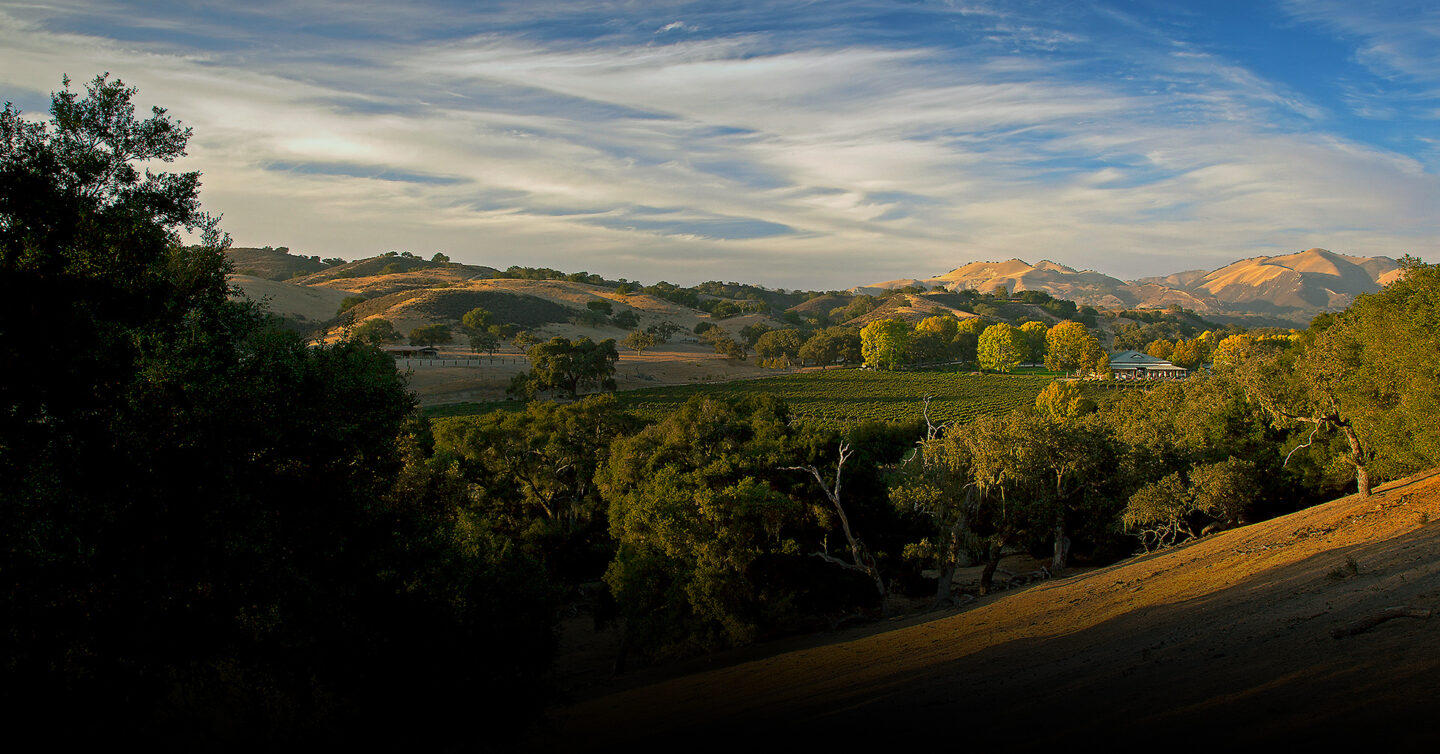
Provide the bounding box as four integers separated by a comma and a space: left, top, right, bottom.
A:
1108, 350, 1187, 380
381, 345, 439, 358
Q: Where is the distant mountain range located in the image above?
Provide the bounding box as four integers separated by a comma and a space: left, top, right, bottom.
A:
852, 249, 1402, 323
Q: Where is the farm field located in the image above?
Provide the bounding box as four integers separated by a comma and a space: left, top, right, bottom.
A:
618, 369, 1057, 426
427, 367, 1119, 427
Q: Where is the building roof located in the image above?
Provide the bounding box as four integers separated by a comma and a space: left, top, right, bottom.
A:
1108, 350, 1183, 369
381, 345, 439, 354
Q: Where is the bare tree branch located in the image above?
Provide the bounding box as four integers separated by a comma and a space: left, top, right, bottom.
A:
782, 440, 885, 598
1283, 424, 1322, 468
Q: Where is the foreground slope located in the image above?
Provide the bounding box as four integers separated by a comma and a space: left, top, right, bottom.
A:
541, 471, 1440, 748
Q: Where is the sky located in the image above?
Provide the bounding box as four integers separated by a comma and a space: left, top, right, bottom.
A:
1, 0, 1437, 289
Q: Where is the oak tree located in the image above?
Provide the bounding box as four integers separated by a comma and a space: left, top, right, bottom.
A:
1044, 321, 1103, 374
977, 323, 1023, 373
1, 74, 554, 744
860, 318, 909, 370
512, 336, 619, 398
408, 323, 452, 346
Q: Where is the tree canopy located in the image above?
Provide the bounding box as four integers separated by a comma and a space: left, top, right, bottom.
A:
462, 306, 492, 331
1044, 321, 1103, 374
860, 318, 909, 370
799, 326, 861, 367
754, 328, 805, 360
623, 329, 657, 353
1019, 320, 1049, 364
977, 323, 1023, 372
600, 396, 806, 658
470, 329, 501, 355
408, 323, 452, 346
352, 317, 401, 344
511, 336, 619, 398
0, 74, 555, 745
917, 314, 959, 341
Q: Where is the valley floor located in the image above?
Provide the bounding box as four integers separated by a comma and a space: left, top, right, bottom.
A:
532, 470, 1440, 749
401, 343, 797, 405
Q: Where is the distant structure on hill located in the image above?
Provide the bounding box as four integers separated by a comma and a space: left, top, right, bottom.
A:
1108, 350, 1187, 380
381, 345, 439, 358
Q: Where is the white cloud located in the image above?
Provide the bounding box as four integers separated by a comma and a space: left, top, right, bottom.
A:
1, 2, 1436, 289
1281, 1, 1440, 86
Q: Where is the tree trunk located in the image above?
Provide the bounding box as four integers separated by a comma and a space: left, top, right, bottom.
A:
932, 563, 955, 609
978, 543, 1002, 595
1340, 423, 1372, 498
612, 630, 630, 676
1051, 516, 1070, 571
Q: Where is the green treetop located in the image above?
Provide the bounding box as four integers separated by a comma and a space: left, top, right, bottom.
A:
977, 323, 1023, 372
860, 318, 910, 370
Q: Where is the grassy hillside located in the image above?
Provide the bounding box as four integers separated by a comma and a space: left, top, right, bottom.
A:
229, 274, 353, 330
540, 469, 1440, 747
785, 294, 852, 317
225, 246, 329, 280
346, 288, 576, 328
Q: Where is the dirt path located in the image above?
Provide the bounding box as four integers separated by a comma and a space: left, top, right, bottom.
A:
533, 471, 1440, 749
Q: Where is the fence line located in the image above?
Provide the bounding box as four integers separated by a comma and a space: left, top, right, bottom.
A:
396, 357, 530, 368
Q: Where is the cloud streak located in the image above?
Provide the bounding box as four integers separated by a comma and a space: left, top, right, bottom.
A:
1, 0, 1436, 288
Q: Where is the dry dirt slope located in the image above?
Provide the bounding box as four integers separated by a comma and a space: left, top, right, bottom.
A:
537, 470, 1440, 749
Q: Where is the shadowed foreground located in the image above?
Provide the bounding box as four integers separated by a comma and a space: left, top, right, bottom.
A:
536, 471, 1440, 749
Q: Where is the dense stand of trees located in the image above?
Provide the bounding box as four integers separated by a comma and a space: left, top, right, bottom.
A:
492, 262, 1440, 665
10, 73, 1440, 745
839, 315, 1107, 374
473, 264, 1440, 661
2, 75, 555, 746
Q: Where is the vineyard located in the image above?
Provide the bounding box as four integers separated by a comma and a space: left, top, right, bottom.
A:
427, 368, 1119, 428
616, 369, 1059, 426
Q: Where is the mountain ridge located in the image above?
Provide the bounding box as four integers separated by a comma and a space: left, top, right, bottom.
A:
853, 248, 1401, 322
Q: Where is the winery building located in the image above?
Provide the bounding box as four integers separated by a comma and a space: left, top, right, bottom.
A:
1108, 350, 1188, 380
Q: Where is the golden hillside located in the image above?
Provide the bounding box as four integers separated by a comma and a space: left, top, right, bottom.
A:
540, 470, 1440, 747
229, 256, 798, 404
858, 249, 1401, 322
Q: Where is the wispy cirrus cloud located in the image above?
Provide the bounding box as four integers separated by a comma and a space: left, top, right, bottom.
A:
1281, 0, 1440, 84
1279, 0, 1440, 145
0, 0, 1436, 288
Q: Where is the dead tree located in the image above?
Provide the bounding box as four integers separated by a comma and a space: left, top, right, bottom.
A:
902, 398, 982, 607
921, 394, 940, 442
782, 441, 886, 599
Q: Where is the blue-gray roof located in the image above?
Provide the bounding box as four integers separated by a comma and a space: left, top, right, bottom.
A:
1108, 350, 1182, 368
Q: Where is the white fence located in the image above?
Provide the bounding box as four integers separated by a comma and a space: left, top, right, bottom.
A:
395, 357, 529, 368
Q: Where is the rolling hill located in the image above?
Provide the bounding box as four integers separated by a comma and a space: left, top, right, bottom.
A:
225, 246, 331, 280
228, 274, 353, 329
856, 249, 1401, 323
227, 250, 796, 349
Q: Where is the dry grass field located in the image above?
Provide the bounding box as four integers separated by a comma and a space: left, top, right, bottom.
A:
534, 470, 1440, 749
229, 274, 356, 325
228, 270, 796, 398
401, 342, 789, 405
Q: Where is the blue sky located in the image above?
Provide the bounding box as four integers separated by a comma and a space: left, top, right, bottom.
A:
2, 0, 1436, 288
